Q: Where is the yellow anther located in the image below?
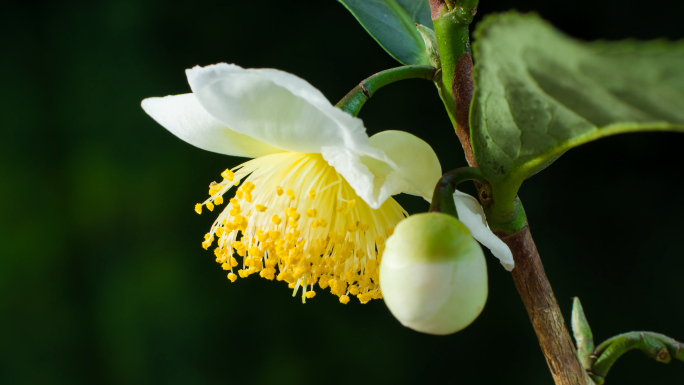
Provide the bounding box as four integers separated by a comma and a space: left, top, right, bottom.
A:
347, 222, 357, 232
230, 257, 238, 267
227, 273, 237, 282
259, 267, 276, 280
208, 184, 222, 196
272, 215, 282, 225
336, 204, 345, 213
306, 208, 317, 218
242, 181, 255, 192
202, 237, 213, 249
375, 236, 385, 245
230, 198, 239, 206
256, 231, 268, 243
221, 169, 235, 181
349, 285, 360, 296
308, 189, 316, 200
305, 291, 316, 299
206, 202, 215, 212
194, 204, 202, 214
339, 295, 350, 304
255, 204, 267, 212
289, 219, 298, 228
249, 246, 263, 258
214, 196, 223, 205
238, 269, 247, 278
204, 233, 212, 240
347, 199, 356, 208
285, 207, 296, 217
386, 227, 394, 236
315, 218, 328, 228
359, 223, 369, 231
244, 192, 253, 203
366, 259, 378, 273
276, 186, 284, 196
236, 190, 244, 199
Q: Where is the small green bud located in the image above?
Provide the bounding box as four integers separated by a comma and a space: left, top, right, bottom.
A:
380, 212, 487, 335
416, 24, 441, 69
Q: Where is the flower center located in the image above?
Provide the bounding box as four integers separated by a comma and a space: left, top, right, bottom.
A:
195, 152, 406, 304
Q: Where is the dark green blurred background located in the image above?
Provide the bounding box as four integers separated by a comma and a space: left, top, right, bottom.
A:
2, 0, 683, 384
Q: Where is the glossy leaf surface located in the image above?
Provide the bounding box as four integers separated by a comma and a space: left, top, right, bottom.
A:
338, 0, 433, 65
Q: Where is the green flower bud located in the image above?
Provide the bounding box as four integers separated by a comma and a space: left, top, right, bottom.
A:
380, 212, 488, 335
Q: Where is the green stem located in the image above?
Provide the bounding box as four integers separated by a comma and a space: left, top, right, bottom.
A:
335, 65, 437, 117
483, 193, 527, 235
429, 167, 489, 217
432, 0, 478, 121
590, 332, 684, 384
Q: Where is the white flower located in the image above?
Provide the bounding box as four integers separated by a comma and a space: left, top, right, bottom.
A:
452, 189, 515, 270
141, 63, 442, 303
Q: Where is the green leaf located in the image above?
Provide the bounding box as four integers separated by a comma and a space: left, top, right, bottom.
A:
470, 12, 684, 199
338, 0, 433, 65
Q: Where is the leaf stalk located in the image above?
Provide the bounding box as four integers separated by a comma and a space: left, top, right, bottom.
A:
428, 167, 489, 216
335, 65, 437, 117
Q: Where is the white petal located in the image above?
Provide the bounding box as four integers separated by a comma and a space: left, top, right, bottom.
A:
186, 63, 369, 153
368, 130, 442, 201
322, 131, 441, 209
453, 189, 515, 271
141, 93, 282, 158
382, 261, 487, 335
320, 146, 403, 210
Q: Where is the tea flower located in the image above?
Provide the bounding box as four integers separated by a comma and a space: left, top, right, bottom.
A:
142, 63, 441, 304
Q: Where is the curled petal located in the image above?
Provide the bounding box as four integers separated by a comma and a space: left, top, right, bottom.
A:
320, 146, 404, 210
322, 131, 441, 209
186, 63, 369, 154
141, 93, 282, 158
453, 189, 515, 271
367, 130, 442, 201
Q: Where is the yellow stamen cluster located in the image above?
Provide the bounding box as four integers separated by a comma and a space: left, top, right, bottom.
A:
194, 153, 406, 304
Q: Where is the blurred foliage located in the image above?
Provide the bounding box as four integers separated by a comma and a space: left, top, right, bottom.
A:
1, 0, 683, 384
